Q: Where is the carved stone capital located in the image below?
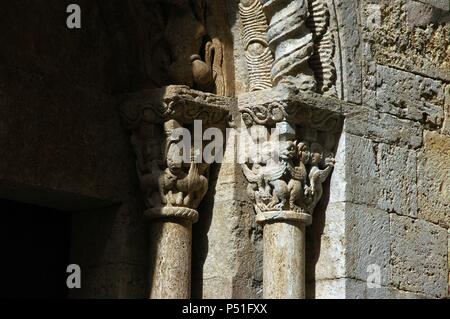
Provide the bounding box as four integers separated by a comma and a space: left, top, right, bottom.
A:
240, 118, 337, 220
120, 86, 232, 218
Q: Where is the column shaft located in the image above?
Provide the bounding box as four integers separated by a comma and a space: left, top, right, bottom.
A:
149, 220, 192, 299
263, 221, 306, 299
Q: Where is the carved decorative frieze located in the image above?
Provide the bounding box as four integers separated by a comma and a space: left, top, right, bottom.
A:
120, 85, 232, 128
238, 87, 343, 132
240, 101, 287, 127
306, 0, 336, 93
239, 0, 274, 91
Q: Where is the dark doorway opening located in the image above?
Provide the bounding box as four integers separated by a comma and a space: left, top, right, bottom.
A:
0, 199, 71, 299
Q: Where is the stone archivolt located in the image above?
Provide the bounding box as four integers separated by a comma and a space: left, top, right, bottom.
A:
239, 0, 274, 91
306, 0, 336, 93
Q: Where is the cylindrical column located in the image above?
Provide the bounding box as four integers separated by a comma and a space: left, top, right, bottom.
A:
257, 211, 312, 299
147, 207, 199, 299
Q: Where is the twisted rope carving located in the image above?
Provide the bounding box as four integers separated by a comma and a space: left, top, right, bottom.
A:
260, 0, 316, 91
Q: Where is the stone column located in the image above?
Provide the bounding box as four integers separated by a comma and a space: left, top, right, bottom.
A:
239, 0, 339, 300
120, 85, 231, 299
147, 207, 198, 299
240, 112, 336, 299
257, 211, 311, 299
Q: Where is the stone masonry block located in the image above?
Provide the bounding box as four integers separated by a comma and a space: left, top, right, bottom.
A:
345, 110, 423, 149
376, 65, 444, 127
315, 202, 390, 285
390, 214, 447, 298
418, 131, 450, 228
342, 133, 380, 206
377, 143, 418, 218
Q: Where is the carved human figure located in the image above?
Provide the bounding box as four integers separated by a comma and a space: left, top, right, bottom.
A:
131, 118, 210, 210
131, 125, 165, 208
161, 136, 186, 207
242, 138, 273, 212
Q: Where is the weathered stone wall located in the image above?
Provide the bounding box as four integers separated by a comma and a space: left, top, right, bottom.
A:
188, 0, 448, 299
306, 0, 449, 298
0, 1, 149, 298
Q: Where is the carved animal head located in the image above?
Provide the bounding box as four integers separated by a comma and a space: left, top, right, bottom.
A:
278, 140, 296, 160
